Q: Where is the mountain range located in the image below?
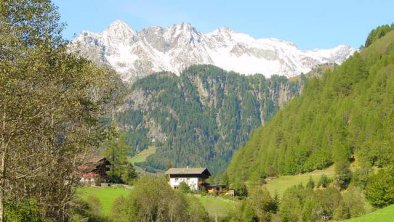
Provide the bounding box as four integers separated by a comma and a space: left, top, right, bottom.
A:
71, 20, 356, 82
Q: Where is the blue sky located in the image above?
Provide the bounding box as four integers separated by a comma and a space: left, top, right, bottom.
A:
53, 0, 394, 49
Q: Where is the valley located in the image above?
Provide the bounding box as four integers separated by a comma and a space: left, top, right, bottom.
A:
2, 0, 394, 221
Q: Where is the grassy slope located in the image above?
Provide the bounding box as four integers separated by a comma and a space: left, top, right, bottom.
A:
344, 205, 394, 222
264, 166, 335, 197
77, 187, 131, 216
128, 146, 157, 164
195, 195, 237, 218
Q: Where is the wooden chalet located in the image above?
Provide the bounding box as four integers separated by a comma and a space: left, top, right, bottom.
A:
78, 157, 111, 186
165, 167, 211, 191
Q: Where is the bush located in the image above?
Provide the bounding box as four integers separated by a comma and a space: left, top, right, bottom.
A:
366, 169, 394, 208
335, 160, 352, 190
317, 174, 331, 188
333, 186, 366, 220
306, 176, 315, 189
86, 195, 102, 217
232, 181, 248, 197
5, 199, 44, 222
179, 181, 191, 193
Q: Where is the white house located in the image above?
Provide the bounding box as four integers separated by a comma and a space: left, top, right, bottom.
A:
165, 167, 211, 191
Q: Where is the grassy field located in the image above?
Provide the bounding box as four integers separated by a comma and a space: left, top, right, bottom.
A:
264, 165, 336, 197
128, 146, 157, 164
77, 186, 131, 216
195, 195, 237, 218
344, 205, 394, 222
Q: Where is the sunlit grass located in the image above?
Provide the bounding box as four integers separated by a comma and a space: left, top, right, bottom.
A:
77, 186, 131, 216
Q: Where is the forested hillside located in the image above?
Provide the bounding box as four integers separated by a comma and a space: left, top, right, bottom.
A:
116, 65, 305, 173
227, 29, 394, 181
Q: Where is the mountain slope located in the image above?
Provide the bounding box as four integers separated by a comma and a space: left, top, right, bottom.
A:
227, 30, 394, 181
116, 65, 305, 173
71, 20, 356, 82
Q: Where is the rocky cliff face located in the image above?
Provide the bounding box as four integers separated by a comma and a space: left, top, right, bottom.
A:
71, 20, 356, 82
116, 65, 306, 173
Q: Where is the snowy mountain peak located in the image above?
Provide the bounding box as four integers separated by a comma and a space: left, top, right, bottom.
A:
72, 21, 357, 82
107, 20, 135, 33
103, 20, 136, 43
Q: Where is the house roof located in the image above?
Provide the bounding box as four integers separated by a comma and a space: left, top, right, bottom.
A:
165, 168, 211, 176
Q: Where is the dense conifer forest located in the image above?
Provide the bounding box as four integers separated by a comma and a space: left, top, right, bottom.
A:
117, 65, 305, 173
228, 26, 394, 182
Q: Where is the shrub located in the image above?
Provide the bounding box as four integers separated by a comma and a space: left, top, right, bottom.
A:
232, 181, 248, 197
366, 169, 394, 208
5, 199, 44, 222
179, 181, 191, 193
317, 174, 331, 188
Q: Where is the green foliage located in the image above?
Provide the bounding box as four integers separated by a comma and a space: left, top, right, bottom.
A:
222, 172, 230, 188
366, 169, 394, 208
232, 181, 248, 197
333, 186, 366, 220
365, 24, 394, 47
245, 188, 278, 221
104, 131, 137, 184
179, 181, 191, 193
353, 166, 372, 189
5, 199, 44, 222
278, 184, 365, 221
335, 160, 352, 190
118, 65, 305, 173
185, 196, 210, 222
306, 176, 315, 190
317, 174, 331, 188
1, 0, 122, 220
86, 195, 101, 218
228, 28, 394, 182
110, 176, 208, 222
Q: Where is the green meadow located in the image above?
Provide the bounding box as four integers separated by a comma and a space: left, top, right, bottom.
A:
77, 186, 131, 216
264, 166, 335, 197
196, 195, 237, 218
128, 146, 157, 164
344, 204, 394, 222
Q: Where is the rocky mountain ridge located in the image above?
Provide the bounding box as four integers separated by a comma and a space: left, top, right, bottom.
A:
116, 65, 306, 173
71, 20, 356, 82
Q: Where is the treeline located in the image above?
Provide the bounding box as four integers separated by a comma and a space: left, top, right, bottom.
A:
228, 181, 365, 221
0, 0, 122, 221
227, 27, 394, 181
227, 166, 394, 221
364, 23, 394, 47
117, 65, 306, 173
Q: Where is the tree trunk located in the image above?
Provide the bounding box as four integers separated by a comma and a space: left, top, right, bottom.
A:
0, 108, 6, 222
0, 149, 5, 222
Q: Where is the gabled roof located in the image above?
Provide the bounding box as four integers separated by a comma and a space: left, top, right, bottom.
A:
165, 168, 211, 176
